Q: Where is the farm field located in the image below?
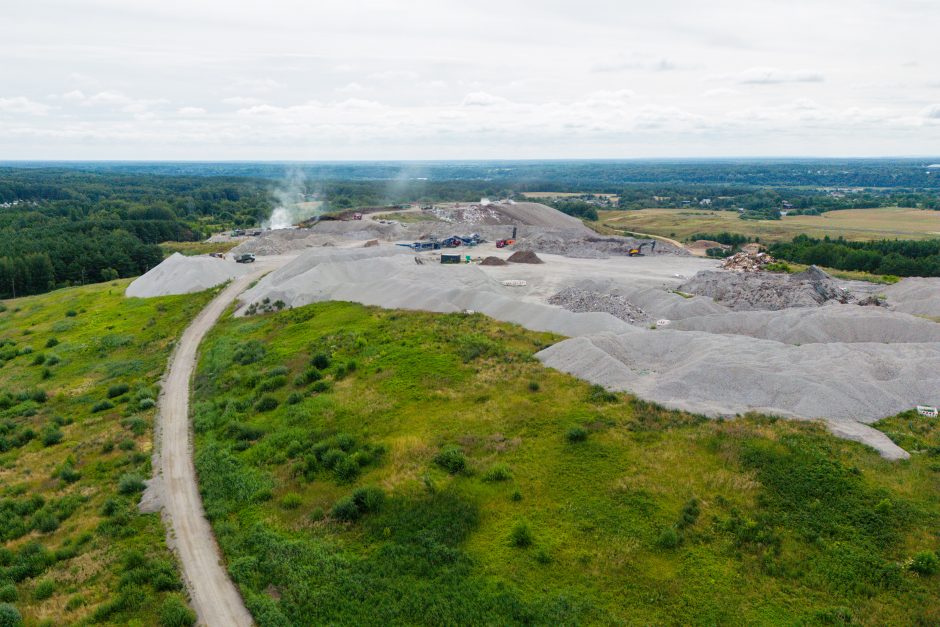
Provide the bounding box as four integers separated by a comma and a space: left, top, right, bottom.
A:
0, 281, 211, 625
192, 301, 940, 626
600, 207, 940, 243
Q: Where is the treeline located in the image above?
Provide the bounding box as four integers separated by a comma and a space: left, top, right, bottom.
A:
770, 235, 940, 277
540, 199, 599, 221
689, 232, 753, 246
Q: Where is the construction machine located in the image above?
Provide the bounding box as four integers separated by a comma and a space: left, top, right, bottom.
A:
628, 241, 656, 257
496, 226, 517, 249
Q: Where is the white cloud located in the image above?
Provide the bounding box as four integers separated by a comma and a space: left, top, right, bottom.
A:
0, 97, 52, 115
177, 106, 207, 116
592, 54, 677, 73
462, 92, 508, 107
923, 104, 940, 119
719, 67, 825, 85
221, 96, 264, 106
369, 70, 419, 81
335, 82, 365, 93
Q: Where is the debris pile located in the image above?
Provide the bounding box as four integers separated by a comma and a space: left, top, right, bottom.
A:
480, 256, 509, 266
507, 250, 544, 264
720, 251, 775, 272
679, 266, 850, 311
548, 288, 650, 325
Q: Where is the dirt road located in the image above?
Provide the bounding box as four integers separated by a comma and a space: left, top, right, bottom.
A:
155, 271, 265, 626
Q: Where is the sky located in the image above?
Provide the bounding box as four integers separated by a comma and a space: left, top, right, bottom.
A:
1, 0, 939, 160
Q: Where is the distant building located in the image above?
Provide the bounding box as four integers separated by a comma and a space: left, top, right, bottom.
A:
700, 198, 712, 206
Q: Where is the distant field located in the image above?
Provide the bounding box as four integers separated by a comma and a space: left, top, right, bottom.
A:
523, 191, 618, 201
600, 207, 940, 242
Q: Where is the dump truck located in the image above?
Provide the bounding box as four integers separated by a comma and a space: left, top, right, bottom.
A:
234, 253, 256, 263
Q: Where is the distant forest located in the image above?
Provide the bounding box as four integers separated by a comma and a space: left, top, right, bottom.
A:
0, 160, 939, 297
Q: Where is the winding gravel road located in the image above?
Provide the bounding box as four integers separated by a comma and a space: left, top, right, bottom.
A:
155, 271, 265, 626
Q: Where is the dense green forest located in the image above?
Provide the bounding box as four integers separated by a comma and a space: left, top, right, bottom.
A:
770, 235, 940, 277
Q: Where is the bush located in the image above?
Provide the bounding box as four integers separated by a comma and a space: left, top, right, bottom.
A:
31, 354, 45, 366
29, 389, 47, 403
910, 550, 939, 576
45, 337, 58, 348
434, 447, 467, 474
138, 397, 156, 410
351, 486, 385, 513
566, 426, 588, 443
510, 521, 534, 548
333, 456, 360, 483
286, 392, 303, 405
677, 498, 700, 529
65, 310, 77, 317
587, 385, 618, 403
527, 380, 540, 392
258, 375, 287, 392
44, 354, 60, 366
280, 493, 302, 510
0, 603, 22, 627
310, 352, 331, 370
0, 584, 15, 602
311, 380, 332, 393
483, 464, 512, 482
657, 527, 680, 549
254, 396, 278, 412
299, 367, 322, 385
41, 427, 63, 447
91, 400, 114, 413
331, 496, 360, 522
233, 341, 265, 365
32, 579, 55, 601
107, 383, 130, 398
159, 594, 196, 627
117, 473, 145, 495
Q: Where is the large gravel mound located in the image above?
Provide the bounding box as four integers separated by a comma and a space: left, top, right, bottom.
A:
237, 248, 636, 338
126, 253, 253, 297
536, 331, 939, 460
490, 201, 593, 231
882, 277, 940, 317
515, 231, 687, 258
671, 305, 940, 344
679, 267, 850, 311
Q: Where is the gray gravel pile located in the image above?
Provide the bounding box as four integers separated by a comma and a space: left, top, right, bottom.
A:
882, 277, 940, 317
515, 231, 688, 258
678, 266, 850, 311
126, 253, 253, 297
548, 287, 651, 325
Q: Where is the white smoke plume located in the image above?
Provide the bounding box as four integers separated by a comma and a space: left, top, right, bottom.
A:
263, 168, 323, 230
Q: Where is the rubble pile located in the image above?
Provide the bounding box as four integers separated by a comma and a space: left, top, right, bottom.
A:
480, 256, 509, 266
720, 251, 775, 272
679, 266, 851, 311
507, 250, 544, 264
548, 288, 651, 325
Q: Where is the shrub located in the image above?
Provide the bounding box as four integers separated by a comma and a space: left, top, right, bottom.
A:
31, 354, 45, 366
351, 486, 385, 513
657, 527, 680, 549
320, 448, 346, 469
310, 352, 331, 370
57, 463, 81, 483
91, 400, 114, 413
677, 498, 701, 529
254, 396, 278, 412
44, 354, 60, 366
232, 341, 265, 365
587, 385, 618, 403
483, 464, 512, 482
29, 389, 47, 403
117, 473, 145, 495
122, 416, 148, 436
566, 426, 588, 443
286, 392, 303, 405
527, 380, 540, 392
41, 427, 63, 447
45, 337, 59, 348
299, 367, 322, 385
258, 375, 287, 392
65, 595, 85, 611
434, 447, 467, 474
32, 511, 59, 533
910, 550, 939, 576
333, 456, 360, 483
331, 496, 360, 522
0, 584, 16, 602
0, 603, 22, 627
32, 579, 55, 601
65, 310, 77, 317
159, 594, 196, 627
138, 398, 156, 410
510, 521, 534, 548
118, 438, 135, 451
311, 380, 332, 393
107, 383, 130, 398
280, 493, 302, 510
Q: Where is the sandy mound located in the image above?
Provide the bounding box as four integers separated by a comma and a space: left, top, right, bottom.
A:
507, 250, 544, 264
882, 277, 940, 317
671, 304, 940, 344
490, 201, 592, 231
480, 256, 508, 266
537, 331, 939, 460
679, 267, 850, 311
126, 253, 253, 297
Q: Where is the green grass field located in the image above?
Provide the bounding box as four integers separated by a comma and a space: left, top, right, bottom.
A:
0, 281, 210, 625
193, 301, 940, 626
600, 207, 940, 243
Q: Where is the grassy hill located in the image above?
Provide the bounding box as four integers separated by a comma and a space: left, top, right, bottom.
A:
193, 301, 940, 626
0, 281, 211, 625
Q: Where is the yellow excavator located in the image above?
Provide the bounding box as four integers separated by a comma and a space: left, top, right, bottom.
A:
628, 241, 656, 257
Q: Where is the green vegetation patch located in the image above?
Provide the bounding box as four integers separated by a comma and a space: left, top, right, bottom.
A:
194, 301, 940, 625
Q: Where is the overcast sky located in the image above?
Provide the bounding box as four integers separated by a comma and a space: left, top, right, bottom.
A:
2, 0, 939, 160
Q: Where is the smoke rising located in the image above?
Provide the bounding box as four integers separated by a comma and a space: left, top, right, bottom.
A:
263, 168, 323, 230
